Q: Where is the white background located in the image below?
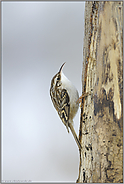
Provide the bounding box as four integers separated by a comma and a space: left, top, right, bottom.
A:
2, 1, 85, 182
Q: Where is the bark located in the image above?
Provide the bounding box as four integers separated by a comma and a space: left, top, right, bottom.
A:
77, 1, 123, 183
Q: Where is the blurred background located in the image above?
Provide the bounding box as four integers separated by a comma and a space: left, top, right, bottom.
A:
2, 1, 85, 182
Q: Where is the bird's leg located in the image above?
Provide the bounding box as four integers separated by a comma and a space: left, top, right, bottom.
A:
77, 91, 91, 104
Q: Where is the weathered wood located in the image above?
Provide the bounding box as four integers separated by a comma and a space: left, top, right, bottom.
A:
77, 1, 123, 183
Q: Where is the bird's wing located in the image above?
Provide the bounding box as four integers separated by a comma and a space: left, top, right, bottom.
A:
58, 89, 70, 133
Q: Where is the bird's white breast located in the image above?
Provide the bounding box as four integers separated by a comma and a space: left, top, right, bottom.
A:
61, 72, 79, 120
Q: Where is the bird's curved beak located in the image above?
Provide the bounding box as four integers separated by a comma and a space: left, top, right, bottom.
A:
59, 62, 66, 73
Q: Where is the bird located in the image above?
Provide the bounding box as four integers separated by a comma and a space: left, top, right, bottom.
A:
50, 62, 82, 150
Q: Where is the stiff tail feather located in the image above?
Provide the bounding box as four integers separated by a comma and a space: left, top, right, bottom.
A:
69, 123, 82, 150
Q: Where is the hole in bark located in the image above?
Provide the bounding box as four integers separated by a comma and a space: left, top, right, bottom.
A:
85, 146, 89, 151
117, 143, 122, 147
83, 169, 85, 182
88, 144, 92, 150
114, 43, 116, 50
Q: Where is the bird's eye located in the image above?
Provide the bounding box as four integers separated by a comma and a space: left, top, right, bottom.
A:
57, 76, 60, 81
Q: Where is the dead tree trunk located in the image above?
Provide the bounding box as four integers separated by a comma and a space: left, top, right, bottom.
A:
77, 1, 123, 183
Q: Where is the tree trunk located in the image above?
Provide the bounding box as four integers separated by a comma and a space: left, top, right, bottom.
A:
77, 1, 123, 183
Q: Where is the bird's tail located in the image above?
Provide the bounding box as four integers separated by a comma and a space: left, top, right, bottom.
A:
69, 122, 82, 150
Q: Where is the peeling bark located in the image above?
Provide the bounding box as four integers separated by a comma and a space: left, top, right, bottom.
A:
77, 2, 123, 183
